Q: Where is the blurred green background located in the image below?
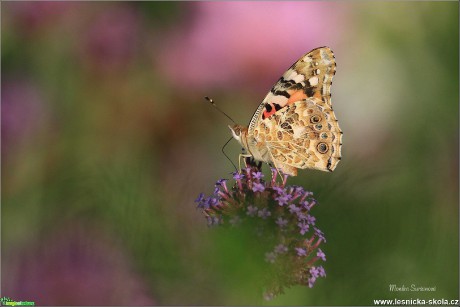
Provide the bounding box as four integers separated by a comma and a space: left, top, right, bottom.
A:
1, 1, 458, 305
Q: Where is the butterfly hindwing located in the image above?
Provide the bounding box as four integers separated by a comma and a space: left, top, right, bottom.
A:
257, 98, 342, 172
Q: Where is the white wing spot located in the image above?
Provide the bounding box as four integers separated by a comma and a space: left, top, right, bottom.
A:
284, 69, 298, 80
293, 126, 306, 138
272, 95, 288, 105
309, 77, 319, 86
293, 73, 305, 83
284, 69, 305, 83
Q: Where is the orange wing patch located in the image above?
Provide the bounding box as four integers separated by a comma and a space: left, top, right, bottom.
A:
287, 89, 308, 104
313, 91, 322, 100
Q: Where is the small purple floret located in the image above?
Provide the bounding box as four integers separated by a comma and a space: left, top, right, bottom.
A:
272, 186, 284, 194
317, 266, 326, 277
288, 204, 301, 214
295, 247, 307, 257
310, 266, 319, 278
296, 211, 307, 221
306, 214, 316, 225
314, 227, 326, 242
258, 208, 271, 219
298, 221, 310, 235
275, 193, 291, 206
299, 200, 310, 210
275, 217, 288, 228
253, 171, 264, 179
317, 248, 326, 261
308, 276, 316, 288
274, 244, 288, 254
246, 205, 258, 217
215, 179, 227, 186
252, 182, 265, 192
207, 216, 222, 226
195, 193, 205, 204
229, 215, 242, 226
293, 186, 305, 194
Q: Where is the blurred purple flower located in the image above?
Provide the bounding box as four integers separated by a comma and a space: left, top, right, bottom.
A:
247, 205, 258, 217
274, 244, 288, 254
1, 79, 48, 151
265, 252, 277, 264
308, 276, 316, 288
2, 224, 155, 305
229, 215, 242, 226
159, 2, 346, 90
195, 166, 326, 298
207, 215, 222, 226
263, 292, 275, 301
81, 5, 142, 73
275, 217, 288, 228
257, 208, 271, 219
4, 1, 75, 35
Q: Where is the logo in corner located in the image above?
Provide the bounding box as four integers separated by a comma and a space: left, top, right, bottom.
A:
1, 297, 35, 306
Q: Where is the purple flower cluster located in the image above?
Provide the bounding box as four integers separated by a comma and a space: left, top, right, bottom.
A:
195, 167, 327, 299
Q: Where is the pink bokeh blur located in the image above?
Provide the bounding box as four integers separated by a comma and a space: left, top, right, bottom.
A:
3, 223, 155, 305
158, 2, 348, 91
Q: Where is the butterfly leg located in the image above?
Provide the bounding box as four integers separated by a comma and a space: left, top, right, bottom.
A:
267, 150, 297, 181
238, 153, 252, 172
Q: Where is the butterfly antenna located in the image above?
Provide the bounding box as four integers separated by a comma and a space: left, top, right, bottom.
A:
222, 136, 238, 172
205, 96, 237, 125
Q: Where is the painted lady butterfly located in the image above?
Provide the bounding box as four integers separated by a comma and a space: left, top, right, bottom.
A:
229, 47, 342, 176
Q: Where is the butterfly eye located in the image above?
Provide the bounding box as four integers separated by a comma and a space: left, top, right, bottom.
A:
311, 115, 321, 124
317, 142, 329, 154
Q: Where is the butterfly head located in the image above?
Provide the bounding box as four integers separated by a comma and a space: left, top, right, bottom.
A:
228, 124, 248, 147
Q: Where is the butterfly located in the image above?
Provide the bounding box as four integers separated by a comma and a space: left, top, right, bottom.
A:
229, 47, 342, 176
